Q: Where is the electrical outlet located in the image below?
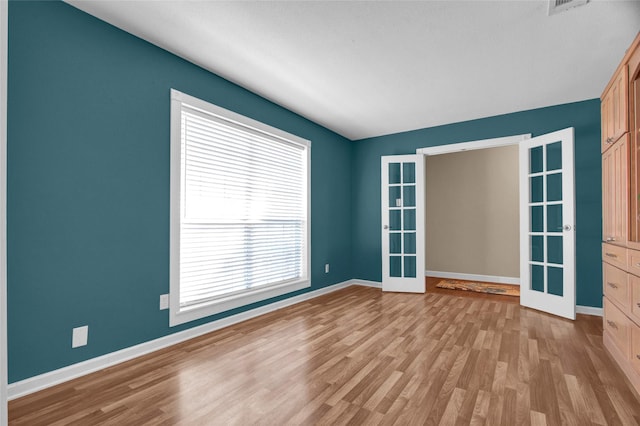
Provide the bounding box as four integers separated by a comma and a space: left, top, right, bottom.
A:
325, 263, 330, 274
72, 325, 88, 348
159, 294, 169, 310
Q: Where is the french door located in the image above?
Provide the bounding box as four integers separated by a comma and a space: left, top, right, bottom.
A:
519, 128, 576, 320
381, 155, 425, 293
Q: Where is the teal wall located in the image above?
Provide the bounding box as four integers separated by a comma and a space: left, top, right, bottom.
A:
7, 1, 352, 383
351, 100, 602, 308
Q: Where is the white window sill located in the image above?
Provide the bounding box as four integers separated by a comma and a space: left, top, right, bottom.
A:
169, 279, 310, 327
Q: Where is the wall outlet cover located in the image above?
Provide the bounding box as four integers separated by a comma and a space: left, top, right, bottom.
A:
160, 294, 169, 310
72, 325, 88, 348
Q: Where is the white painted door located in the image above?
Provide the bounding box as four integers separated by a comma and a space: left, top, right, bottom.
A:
519, 128, 576, 319
381, 155, 425, 293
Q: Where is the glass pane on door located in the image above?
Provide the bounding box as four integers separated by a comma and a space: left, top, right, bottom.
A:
531, 264, 544, 292
547, 173, 562, 201
404, 233, 416, 254
390, 256, 402, 277
547, 142, 562, 171
389, 163, 401, 184
530, 236, 543, 262
548, 267, 563, 296
390, 233, 401, 254
389, 186, 401, 207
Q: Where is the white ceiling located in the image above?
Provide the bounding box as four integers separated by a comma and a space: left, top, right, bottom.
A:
67, 0, 640, 141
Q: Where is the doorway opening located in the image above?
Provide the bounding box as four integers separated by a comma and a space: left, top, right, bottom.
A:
417, 134, 530, 299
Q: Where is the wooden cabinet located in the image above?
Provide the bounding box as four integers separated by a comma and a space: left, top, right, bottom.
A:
602, 68, 629, 152
602, 134, 629, 245
602, 32, 640, 399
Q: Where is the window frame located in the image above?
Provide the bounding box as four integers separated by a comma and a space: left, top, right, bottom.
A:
169, 89, 311, 327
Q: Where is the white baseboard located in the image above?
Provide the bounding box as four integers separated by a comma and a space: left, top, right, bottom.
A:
351, 279, 382, 288
426, 270, 520, 286
8, 279, 354, 401
576, 305, 603, 317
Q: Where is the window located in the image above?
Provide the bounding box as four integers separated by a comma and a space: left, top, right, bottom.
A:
169, 90, 310, 326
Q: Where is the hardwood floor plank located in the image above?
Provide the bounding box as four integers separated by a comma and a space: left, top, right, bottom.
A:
500, 387, 517, 426
468, 389, 490, 426
565, 374, 596, 425
8, 281, 640, 425
437, 387, 465, 426
453, 388, 478, 426
530, 410, 548, 426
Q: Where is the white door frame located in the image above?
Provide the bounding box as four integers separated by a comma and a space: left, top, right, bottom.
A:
416, 133, 531, 281
416, 134, 531, 157
1, 1, 8, 424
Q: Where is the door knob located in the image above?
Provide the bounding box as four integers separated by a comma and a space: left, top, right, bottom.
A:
383, 225, 389, 230
563, 225, 572, 231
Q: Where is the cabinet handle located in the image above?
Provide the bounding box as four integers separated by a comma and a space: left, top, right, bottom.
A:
606, 137, 614, 144
606, 237, 615, 242
607, 282, 618, 289
637, 302, 640, 308
605, 253, 618, 258
637, 354, 640, 360
607, 320, 618, 329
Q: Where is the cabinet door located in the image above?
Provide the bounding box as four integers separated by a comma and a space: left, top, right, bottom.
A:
603, 136, 629, 244
631, 324, 640, 375
602, 92, 613, 152
629, 273, 640, 324
629, 49, 640, 242
602, 67, 629, 150
604, 297, 631, 358
612, 67, 629, 141
603, 147, 613, 241
613, 136, 629, 244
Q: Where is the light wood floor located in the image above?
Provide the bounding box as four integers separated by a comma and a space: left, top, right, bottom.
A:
9, 280, 640, 425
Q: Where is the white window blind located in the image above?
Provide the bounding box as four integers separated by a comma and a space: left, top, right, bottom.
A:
170, 90, 310, 326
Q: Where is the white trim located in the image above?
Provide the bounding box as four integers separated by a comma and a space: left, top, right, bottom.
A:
168, 89, 311, 327
426, 270, 520, 286
416, 134, 531, 156
8, 280, 354, 401
576, 305, 603, 317
351, 279, 382, 288
1, 1, 8, 424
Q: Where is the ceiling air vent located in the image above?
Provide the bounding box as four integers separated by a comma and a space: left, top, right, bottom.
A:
548, 0, 588, 15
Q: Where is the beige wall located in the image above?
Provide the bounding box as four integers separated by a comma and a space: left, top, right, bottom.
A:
425, 145, 519, 277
